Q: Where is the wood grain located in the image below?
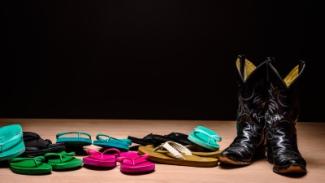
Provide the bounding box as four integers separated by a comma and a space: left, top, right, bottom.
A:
1, 119, 324, 183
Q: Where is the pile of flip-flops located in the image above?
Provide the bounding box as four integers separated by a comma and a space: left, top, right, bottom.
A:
0, 123, 221, 175
130, 125, 222, 167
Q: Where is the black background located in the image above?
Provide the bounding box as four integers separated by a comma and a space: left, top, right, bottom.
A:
1, 1, 323, 121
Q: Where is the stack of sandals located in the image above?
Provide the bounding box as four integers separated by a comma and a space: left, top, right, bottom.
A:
23, 132, 65, 157
8, 130, 82, 175
130, 125, 222, 167
56, 131, 155, 174
1, 123, 221, 175
0, 124, 25, 162
10, 151, 83, 175
83, 149, 155, 174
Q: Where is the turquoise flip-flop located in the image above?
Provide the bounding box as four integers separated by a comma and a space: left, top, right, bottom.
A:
0, 124, 25, 161
188, 125, 221, 151
56, 132, 92, 147
93, 134, 131, 151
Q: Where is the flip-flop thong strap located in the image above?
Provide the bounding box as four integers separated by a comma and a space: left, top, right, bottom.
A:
60, 151, 75, 156
118, 155, 148, 166
45, 152, 75, 163
153, 141, 192, 159
96, 134, 129, 144
193, 128, 221, 145
10, 156, 45, 167
56, 132, 91, 140
87, 148, 121, 159
100, 148, 121, 159
96, 134, 115, 141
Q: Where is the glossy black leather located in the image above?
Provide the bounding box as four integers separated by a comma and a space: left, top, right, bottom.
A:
220, 56, 268, 164
265, 61, 306, 174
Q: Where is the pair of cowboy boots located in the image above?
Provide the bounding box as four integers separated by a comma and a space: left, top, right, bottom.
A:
219, 55, 307, 176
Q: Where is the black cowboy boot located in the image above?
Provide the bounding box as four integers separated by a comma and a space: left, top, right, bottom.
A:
265, 60, 307, 175
219, 55, 268, 165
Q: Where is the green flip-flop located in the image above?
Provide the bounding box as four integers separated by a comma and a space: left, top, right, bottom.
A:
10, 156, 52, 175
188, 125, 222, 151
45, 151, 83, 170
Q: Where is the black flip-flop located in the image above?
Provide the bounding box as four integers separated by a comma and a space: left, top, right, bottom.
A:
128, 132, 211, 152
128, 133, 168, 146
163, 132, 194, 146
22, 132, 66, 157
128, 132, 195, 146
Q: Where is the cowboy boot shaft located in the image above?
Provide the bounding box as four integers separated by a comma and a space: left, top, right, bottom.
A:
265, 74, 301, 129
265, 81, 301, 161
220, 55, 268, 165
236, 64, 266, 147
265, 61, 306, 174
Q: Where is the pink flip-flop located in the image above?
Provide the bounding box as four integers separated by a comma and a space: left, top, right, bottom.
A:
118, 151, 155, 174
83, 148, 120, 168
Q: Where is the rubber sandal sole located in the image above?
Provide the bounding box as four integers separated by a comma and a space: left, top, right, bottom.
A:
192, 151, 220, 158
138, 145, 218, 167
10, 164, 52, 175
83, 157, 116, 168
121, 165, 155, 174
0, 149, 25, 161
11, 167, 52, 175
147, 155, 218, 167
50, 158, 83, 170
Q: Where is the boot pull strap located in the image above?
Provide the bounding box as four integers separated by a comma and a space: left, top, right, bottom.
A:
298, 60, 305, 72
239, 55, 245, 80
265, 57, 273, 82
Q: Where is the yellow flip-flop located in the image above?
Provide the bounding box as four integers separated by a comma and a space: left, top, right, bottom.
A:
138, 141, 218, 167
185, 144, 220, 158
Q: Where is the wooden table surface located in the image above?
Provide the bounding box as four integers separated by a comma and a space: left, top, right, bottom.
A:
1, 119, 324, 183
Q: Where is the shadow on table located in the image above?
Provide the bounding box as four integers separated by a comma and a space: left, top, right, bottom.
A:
0, 161, 9, 168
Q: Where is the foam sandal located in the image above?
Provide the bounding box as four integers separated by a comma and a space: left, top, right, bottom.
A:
0, 124, 25, 161
188, 125, 221, 150
23, 132, 65, 157
10, 156, 52, 175
128, 132, 193, 146
45, 151, 83, 170
129, 133, 219, 157
83, 148, 120, 168
185, 145, 220, 158
128, 133, 167, 146
118, 152, 155, 174
93, 134, 131, 150
56, 132, 92, 147
138, 141, 218, 167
